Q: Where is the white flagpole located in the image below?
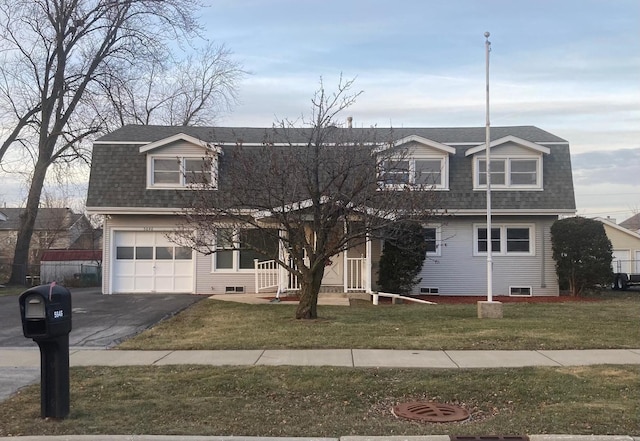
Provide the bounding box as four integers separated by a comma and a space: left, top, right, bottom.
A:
484, 31, 493, 303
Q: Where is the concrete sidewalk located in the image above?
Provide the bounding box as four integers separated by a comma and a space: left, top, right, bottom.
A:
2, 349, 639, 441
3, 347, 640, 369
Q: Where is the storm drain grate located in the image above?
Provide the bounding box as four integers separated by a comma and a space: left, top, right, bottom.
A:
449, 436, 529, 441
393, 401, 470, 423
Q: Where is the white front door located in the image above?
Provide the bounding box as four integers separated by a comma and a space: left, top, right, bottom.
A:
112, 231, 194, 293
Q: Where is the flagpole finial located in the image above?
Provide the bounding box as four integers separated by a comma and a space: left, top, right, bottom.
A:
484, 31, 490, 38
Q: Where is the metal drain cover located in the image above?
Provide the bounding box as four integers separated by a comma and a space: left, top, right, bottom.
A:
393, 401, 470, 423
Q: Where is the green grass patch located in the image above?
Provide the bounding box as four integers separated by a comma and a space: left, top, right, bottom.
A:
119, 295, 640, 350
0, 286, 24, 297
0, 365, 637, 436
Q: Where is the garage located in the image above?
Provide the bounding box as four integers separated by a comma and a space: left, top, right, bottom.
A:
112, 231, 194, 293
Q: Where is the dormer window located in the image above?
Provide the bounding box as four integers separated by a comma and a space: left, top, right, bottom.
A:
140, 133, 221, 190
474, 156, 541, 189
380, 157, 448, 189
149, 156, 216, 189
465, 135, 549, 191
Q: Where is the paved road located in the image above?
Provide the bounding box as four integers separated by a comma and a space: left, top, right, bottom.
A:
0, 287, 203, 348
0, 287, 203, 401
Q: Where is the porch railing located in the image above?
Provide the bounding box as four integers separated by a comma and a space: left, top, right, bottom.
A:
346, 257, 365, 291
255, 257, 367, 293
254, 259, 300, 293
255, 259, 279, 291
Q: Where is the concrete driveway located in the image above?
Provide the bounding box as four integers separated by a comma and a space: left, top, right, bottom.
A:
0, 287, 203, 348
0, 286, 203, 401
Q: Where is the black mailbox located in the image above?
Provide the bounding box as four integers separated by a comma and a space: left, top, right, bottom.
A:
18, 283, 72, 419
19, 284, 72, 339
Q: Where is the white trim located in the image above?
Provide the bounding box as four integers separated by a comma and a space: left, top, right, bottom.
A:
392, 135, 456, 154
473, 223, 536, 257
464, 135, 551, 156
596, 217, 640, 240
147, 155, 218, 190
509, 286, 533, 296
379, 156, 450, 190
138, 133, 222, 154
424, 224, 442, 257
472, 155, 543, 190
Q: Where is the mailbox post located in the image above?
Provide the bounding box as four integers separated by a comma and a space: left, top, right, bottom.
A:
19, 283, 72, 419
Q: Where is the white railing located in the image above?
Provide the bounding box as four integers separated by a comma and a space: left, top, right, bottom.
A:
256, 257, 367, 293
255, 259, 300, 293
346, 257, 365, 291
255, 259, 279, 291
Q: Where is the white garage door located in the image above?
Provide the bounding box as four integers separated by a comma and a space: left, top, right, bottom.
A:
113, 231, 193, 293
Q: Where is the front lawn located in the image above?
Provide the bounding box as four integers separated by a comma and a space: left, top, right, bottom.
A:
118, 293, 640, 350
0, 365, 637, 436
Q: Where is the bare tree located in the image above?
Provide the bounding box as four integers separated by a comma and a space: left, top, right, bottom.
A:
172, 78, 442, 319
99, 42, 244, 128
0, 0, 242, 285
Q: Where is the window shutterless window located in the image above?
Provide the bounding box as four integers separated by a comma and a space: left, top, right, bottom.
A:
476, 157, 540, 189
150, 156, 213, 188
474, 225, 534, 256
214, 228, 280, 271
423, 227, 442, 256
380, 157, 446, 188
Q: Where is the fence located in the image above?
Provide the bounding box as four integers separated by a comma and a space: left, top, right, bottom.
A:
40, 262, 102, 287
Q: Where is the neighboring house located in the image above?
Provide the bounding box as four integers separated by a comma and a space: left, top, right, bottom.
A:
597, 217, 640, 275
619, 213, 640, 234
0, 207, 97, 265
86, 124, 576, 296
40, 249, 102, 285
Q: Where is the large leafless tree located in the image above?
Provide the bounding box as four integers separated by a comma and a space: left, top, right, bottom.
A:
0, 0, 243, 284
172, 78, 442, 319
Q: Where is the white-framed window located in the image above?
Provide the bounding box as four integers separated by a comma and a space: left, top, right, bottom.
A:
148, 155, 217, 189
424, 225, 442, 256
473, 224, 535, 256
474, 156, 541, 189
213, 228, 279, 271
379, 156, 448, 189
510, 286, 532, 296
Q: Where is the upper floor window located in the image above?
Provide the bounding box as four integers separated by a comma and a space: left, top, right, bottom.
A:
475, 157, 541, 189
149, 156, 216, 189
379, 157, 447, 189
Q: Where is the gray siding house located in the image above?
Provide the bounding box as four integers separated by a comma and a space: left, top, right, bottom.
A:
86, 125, 576, 296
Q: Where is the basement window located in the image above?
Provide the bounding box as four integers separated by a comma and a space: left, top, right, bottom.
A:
420, 287, 439, 294
225, 286, 245, 293
510, 286, 532, 296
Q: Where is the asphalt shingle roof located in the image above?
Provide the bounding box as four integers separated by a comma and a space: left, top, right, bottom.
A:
87, 125, 575, 212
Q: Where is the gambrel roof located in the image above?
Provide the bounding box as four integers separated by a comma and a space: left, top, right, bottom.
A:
87, 124, 575, 215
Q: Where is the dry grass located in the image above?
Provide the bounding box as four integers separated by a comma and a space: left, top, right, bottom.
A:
119, 293, 640, 350
0, 365, 637, 437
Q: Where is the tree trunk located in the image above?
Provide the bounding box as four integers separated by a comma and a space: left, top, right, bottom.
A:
8, 157, 49, 285
295, 265, 325, 319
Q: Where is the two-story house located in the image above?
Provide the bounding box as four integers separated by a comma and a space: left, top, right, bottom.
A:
86, 125, 576, 296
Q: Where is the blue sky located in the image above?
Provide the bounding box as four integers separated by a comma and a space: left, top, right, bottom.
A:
203, 0, 640, 221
